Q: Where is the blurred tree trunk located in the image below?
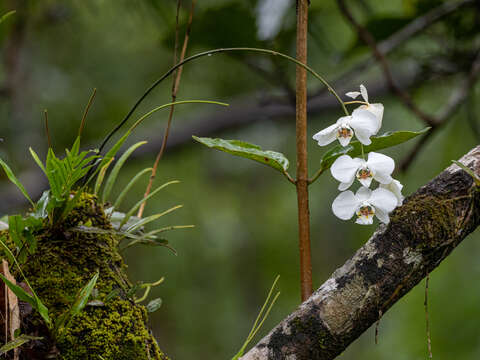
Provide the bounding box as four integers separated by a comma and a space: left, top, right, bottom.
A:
241, 145, 480, 360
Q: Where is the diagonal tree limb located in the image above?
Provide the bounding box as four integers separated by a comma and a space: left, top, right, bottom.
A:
240, 145, 480, 360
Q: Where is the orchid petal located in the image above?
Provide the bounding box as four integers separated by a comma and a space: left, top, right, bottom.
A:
332, 191, 359, 220
346, 91, 361, 99
380, 179, 404, 206
374, 207, 390, 224
355, 186, 372, 202
338, 177, 355, 191
349, 109, 379, 145
331, 155, 362, 184
367, 152, 395, 184
312, 123, 338, 146
369, 188, 397, 214
360, 84, 369, 103
368, 103, 384, 132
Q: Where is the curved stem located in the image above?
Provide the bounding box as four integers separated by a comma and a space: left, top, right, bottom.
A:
308, 166, 325, 185
128, 100, 229, 132
98, 47, 348, 153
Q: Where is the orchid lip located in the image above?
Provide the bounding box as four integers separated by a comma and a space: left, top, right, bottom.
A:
356, 167, 373, 180
336, 125, 353, 139
356, 204, 375, 221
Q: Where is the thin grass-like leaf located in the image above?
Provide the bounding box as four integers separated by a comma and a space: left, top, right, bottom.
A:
0, 334, 42, 355
0, 238, 50, 326
70, 137, 81, 156
0, 10, 16, 25
95, 132, 130, 177
125, 205, 183, 233
141, 225, 194, 238
121, 238, 176, 255
113, 167, 152, 210
0, 158, 34, 207
94, 157, 114, 196
55, 272, 99, 334
118, 180, 180, 230
102, 141, 147, 203
29, 148, 47, 175
232, 275, 280, 360
0, 273, 50, 326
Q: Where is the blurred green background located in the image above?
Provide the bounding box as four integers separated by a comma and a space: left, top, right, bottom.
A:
0, 0, 479, 359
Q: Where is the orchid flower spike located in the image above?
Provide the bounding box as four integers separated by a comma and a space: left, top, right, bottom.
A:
332, 186, 397, 225
346, 84, 384, 132
330, 152, 395, 190
380, 179, 404, 206
312, 109, 380, 147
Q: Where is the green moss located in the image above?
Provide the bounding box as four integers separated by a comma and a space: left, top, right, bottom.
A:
58, 300, 164, 360
390, 195, 457, 248
1, 193, 168, 359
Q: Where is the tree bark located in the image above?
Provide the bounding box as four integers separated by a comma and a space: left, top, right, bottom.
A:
240, 145, 480, 360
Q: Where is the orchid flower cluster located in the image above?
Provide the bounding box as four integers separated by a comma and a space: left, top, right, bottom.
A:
313, 85, 404, 225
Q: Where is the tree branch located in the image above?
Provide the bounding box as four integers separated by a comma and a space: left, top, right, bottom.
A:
241, 145, 480, 360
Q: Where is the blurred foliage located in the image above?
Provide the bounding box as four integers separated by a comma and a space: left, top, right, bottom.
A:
0, 0, 479, 359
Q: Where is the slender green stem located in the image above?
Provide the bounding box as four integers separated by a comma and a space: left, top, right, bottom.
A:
129, 100, 229, 132
98, 47, 349, 153
232, 275, 280, 360
361, 144, 366, 160
308, 166, 325, 185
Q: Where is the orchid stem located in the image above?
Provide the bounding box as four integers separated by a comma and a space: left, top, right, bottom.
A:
98, 47, 348, 154
308, 167, 325, 185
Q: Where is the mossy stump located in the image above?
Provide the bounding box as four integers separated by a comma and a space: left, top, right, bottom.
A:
1, 193, 168, 360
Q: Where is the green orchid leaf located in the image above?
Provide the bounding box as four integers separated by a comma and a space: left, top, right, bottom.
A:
193, 136, 289, 173
319, 128, 430, 171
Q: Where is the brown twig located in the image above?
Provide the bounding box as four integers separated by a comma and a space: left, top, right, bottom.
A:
137, 0, 196, 218
78, 88, 97, 137
295, 0, 313, 302
44, 110, 52, 149
424, 272, 433, 359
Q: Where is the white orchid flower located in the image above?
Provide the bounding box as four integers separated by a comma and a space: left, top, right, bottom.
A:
330, 152, 395, 190
312, 108, 380, 147
332, 186, 397, 225
380, 179, 404, 206
346, 84, 384, 132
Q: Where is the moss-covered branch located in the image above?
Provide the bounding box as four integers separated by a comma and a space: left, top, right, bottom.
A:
241, 145, 480, 360
1, 193, 168, 359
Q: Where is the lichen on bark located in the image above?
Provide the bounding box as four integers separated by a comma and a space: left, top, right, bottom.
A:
1, 192, 168, 360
